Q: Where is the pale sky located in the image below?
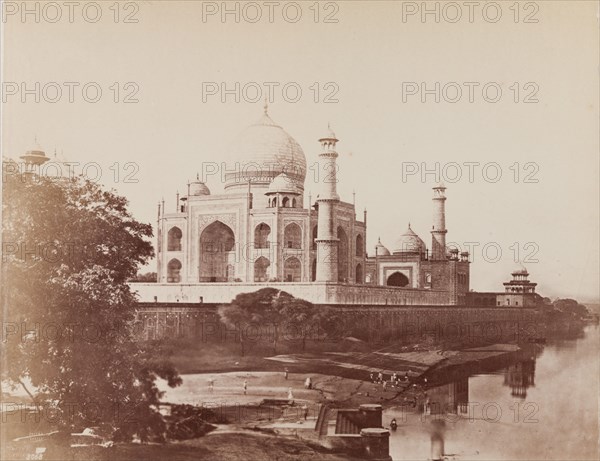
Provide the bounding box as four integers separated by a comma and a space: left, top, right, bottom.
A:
2, 1, 599, 301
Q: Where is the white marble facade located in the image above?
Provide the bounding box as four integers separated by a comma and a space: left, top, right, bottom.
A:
157, 108, 367, 285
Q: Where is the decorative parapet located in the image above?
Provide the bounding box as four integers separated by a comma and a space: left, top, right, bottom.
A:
128, 281, 453, 306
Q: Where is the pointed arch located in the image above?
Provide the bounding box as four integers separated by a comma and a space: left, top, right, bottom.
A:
199, 221, 235, 282
167, 258, 182, 283
167, 226, 182, 251
254, 223, 271, 249
292, 198, 297, 208
254, 257, 270, 282
337, 226, 349, 282
355, 263, 363, 284
387, 271, 409, 287
284, 256, 301, 282
282, 196, 290, 208
284, 223, 302, 249
355, 234, 364, 257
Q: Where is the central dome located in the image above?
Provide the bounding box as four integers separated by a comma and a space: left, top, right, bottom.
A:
224, 112, 307, 193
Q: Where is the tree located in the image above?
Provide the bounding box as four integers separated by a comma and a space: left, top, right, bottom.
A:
218, 288, 282, 355
552, 298, 589, 318
130, 271, 158, 282
276, 296, 342, 351
1, 170, 181, 441
218, 288, 341, 354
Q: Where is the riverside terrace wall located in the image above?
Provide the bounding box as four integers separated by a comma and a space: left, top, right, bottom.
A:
129, 282, 453, 306
134, 303, 543, 344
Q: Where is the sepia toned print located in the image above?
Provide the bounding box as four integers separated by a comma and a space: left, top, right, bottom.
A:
1, 1, 598, 460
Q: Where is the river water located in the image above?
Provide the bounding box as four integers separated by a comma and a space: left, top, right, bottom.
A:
386, 325, 599, 461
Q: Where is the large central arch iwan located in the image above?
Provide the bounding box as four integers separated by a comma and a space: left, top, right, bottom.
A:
199, 221, 235, 282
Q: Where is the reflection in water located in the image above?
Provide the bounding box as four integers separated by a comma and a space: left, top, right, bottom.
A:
430, 420, 446, 461
387, 325, 599, 461
503, 360, 536, 399
421, 378, 470, 416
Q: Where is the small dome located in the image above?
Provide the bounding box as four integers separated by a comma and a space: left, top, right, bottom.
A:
267, 172, 300, 195
512, 263, 528, 276
375, 238, 391, 256
392, 224, 426, 254
20, 146, 49, 165
23, 149, 46, 157
189, 177, 210, 196
319, 123, 338, 141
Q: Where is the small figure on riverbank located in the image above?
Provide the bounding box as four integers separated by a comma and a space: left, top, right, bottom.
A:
243, 380, 247, 395
208, 378, 214, 393
378, 372, 383, 383
370, 372, 374, 382
302, 404, 309, 420
284, 368, 289, 380
305, 377, 312, 389
288, 387, 294, 402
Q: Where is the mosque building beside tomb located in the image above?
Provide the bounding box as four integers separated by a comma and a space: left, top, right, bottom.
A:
142, 106, 472, 305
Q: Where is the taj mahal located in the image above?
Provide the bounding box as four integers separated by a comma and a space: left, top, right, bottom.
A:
7, 105, 540, 308
132, 104, 475, 306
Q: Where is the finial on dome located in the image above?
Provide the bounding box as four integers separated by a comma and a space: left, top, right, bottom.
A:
196, 173, 199, 181
327, 122, 336, 139
263, 97, 268, 115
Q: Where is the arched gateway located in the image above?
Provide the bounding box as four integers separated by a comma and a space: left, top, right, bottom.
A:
199, 221, 235, 282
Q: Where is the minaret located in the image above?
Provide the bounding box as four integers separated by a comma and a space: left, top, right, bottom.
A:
315, 124, 340, 282
431, 183, 447, 261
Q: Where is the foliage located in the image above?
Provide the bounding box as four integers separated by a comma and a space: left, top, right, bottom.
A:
129, 271, 157, 282
218, 288, 341, 355
1, 171, 181, 441
550, 298, 590, 318
166, 404, 219, 440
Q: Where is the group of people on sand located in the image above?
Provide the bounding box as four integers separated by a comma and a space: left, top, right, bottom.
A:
369, 371, 410, 390
206, 372, 314, 400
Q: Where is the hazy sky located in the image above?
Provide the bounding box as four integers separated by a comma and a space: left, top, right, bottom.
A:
2, 1, 598, 301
